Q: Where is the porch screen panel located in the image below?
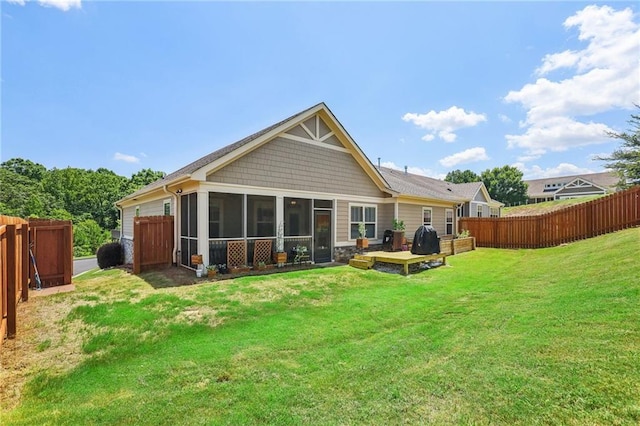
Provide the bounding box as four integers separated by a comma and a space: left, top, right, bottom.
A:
180, 192, 198, 267
248, 195, 275, 237
285, 197, 311, 236
209, 192, 244, 238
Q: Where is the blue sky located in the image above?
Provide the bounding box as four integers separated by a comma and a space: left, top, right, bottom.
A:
2, 1, 639, 181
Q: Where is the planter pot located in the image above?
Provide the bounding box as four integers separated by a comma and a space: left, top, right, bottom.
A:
392, 230, 405, 251
356, 238, 369, 249
207, 270, 217, 278
274, 252, 287, 266
230, 266, 251, 274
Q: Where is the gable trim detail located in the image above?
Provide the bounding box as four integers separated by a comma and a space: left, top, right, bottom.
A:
279, 133, 350, 153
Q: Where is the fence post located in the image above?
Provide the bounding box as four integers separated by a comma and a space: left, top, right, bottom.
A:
20, 224, 29, 302
133, 218, 141, 274
6, 225, 17, 339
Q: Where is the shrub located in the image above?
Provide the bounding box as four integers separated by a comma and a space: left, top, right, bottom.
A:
97, 242, 123, 269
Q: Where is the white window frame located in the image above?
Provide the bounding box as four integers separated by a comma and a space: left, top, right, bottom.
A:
422, 207, 433, 227
445, 209, 454, 235
349, 204, 377, 240
490, 207, 499, 218
477, 205, 483, 218
163, 199, 171, 216
135, 206, 140, 217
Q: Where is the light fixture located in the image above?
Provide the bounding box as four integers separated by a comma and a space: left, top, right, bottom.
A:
176, 189, 183, 194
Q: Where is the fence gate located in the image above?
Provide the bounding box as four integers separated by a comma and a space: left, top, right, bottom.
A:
133, 216, 174, 274
28, 219, 73, 287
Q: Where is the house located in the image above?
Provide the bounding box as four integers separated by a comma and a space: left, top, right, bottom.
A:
524, 172, 618, 204
116, 103, 499, 268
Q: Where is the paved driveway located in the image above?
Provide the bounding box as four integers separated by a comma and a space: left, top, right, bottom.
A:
73, 257, 98, 277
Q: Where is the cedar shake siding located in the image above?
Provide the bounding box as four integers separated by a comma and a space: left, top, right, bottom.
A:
207, 136, 386, 198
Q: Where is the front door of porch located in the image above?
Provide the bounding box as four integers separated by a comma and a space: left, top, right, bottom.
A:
313, 210, 332, 263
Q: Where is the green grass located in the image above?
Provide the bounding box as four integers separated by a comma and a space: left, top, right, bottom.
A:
2, 228, 639, 425
503, 195, 604, 216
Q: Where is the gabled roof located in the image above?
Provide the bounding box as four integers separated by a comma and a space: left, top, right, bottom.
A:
118, 102, 393, 203
525, 171, 618, 198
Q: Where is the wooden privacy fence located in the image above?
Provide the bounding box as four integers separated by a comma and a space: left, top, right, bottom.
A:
29, 218, 73, 287
133, 216, 174, 274
1, 216, 73, 348
459, 186, 640, 249
1, 216, 29, 349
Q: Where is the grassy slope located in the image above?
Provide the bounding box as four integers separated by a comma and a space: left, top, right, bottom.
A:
503, 195, 603, 217
2, 228, 639, 425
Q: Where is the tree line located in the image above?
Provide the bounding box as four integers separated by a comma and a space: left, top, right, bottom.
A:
0, 158, 164, 256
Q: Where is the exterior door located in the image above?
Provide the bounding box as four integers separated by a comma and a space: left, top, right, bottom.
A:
313, 210, 332, 263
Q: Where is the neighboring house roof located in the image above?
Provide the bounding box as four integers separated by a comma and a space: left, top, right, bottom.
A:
525, 172, 618, 198
118, 102, 393, 204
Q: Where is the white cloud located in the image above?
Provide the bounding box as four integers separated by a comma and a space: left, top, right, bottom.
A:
7, 0, 26, 6
515, 162, 596, 179
498, 114, 512, 123
380, 161, 445, 179
506, 116, 612, 153
402, 106, 487, 143
38, 0, 81, 11
517, 154, 541, 163
439, 147, 489, 168
114, 152, 140, 163
504, 5, 639, 155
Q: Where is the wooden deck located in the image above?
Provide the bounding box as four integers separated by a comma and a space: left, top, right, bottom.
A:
352, 251, 446, 275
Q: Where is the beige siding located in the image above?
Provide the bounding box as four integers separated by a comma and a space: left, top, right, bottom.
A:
377, 203, 395, 238
207, 136, 385, 198
323, 135, 343, 147
122, 199, 166, 237
336, 200, 349, 243
318, 117, 331, 138
398, 203, 449, 238
286, 125, 310, 139
555, 185, 604, 196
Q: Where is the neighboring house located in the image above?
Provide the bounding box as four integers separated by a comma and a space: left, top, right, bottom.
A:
116, 103, 499, 268
524, 172, 618, 204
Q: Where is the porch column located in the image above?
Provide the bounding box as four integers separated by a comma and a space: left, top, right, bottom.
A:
197, 189, 209, 267
276, 195, 284, 232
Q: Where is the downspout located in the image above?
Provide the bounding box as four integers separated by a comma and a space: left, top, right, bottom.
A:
163, 185, 179, 264
116, 203, 124, 242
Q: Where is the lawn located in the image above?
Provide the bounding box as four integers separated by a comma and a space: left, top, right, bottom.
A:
502, 195, 604, 217
1, 228, 638, 425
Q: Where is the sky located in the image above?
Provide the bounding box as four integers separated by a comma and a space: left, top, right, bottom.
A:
1, 1, 639, 181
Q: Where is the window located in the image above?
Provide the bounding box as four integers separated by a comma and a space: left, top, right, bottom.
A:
490, 207, 499, 218
163, 199, 171, 216
477, 205, 483, 218
457, 204, 464, 218
350, 205, 376, 239
445, 209, 454, 235
247, 195, 275, 237
135, 206, 140, 217
422, 208, 432, 227
285, 197, 311, 236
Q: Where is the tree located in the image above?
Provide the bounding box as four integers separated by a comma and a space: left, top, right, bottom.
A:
1, 158, 47, 181
444, 169, 481, 183
598, 108, 640, 189
128, 168, 166, 192
481, 165, 528, 206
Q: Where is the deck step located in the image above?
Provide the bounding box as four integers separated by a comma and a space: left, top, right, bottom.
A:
349, 258, 374, 270
353, 254, 372, 261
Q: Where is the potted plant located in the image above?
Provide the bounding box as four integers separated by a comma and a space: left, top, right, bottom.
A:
392, 218, 405, 251
274, 221, 287, 266
356, 222, 368, 249
206, 264, 218, 278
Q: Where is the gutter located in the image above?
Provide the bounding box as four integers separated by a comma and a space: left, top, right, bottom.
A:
163, 184, 179, 264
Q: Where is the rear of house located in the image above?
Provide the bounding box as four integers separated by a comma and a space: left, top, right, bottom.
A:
117, 103, 492, 269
